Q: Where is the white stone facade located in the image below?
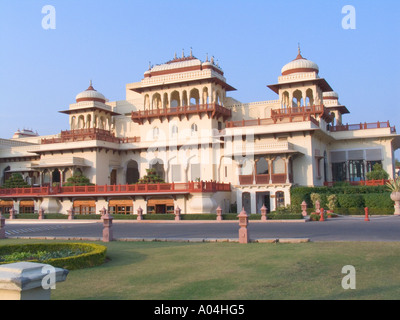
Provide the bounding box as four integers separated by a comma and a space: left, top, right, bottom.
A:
0, 50, 399, 215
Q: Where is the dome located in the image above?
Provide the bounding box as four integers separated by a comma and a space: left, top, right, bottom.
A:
281, 50, 319, 76
76, 82, 106, 103
323, 91, 339, 100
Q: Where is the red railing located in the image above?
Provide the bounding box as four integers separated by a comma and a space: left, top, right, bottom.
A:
41, 128, 140, 145
329, 121, 395, 133
238, 174, 290, 185
0, 181, 231, 197
131, 103, 231, 124
324, 179, 389, 187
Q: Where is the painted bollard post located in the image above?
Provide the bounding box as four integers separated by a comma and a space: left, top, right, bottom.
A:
261, 205, 267, 222
137, 206, 143, 221
102, 209, 113, 242
237, 208, 250, 244
175, 206, 181, 221
320, 208, 325, 222
364, 207, 370, 222
38, 208, 45, 220
67, 207, 75, 220
216, 206, 223, 221
9, 208, 15, 220
301, 201, 308, 217
0, 214, 5, 239
100, 207, 107, 220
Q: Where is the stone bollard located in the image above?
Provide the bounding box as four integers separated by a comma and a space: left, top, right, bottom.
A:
8, 208, 15, 220
364, 207, 370, 222
320, 208, 325, 222
216, 206, 223, 221
102, 209, 113, 242
137, 206, 143, 221
237, 208, 250, 244
174, 206, 181, 221
301, 201, 308, 217
38, 208, 45, 220
0, 262, 68, 300
0, 214, 5, 239
260, 205, 267, 222
67, 207, 75, 220
100, 207, 107, 220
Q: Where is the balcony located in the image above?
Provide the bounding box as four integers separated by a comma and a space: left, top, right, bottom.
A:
271, 105, 332, 123
41, 129, 140, 145
0, 181, 231, 198
238, 173, 292, 185
329, 121, 396, 133
324, 179, 389, 187
131, 103, 232, 124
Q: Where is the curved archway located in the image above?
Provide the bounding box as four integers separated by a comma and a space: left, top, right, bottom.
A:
126, 160, 139, 184
150, 158, 165, 181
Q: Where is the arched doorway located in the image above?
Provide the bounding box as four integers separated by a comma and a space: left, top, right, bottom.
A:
150, 159, 165, 181
126, 160, 139, 184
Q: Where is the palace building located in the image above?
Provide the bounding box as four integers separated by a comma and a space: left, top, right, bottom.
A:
0, 49, 399, 215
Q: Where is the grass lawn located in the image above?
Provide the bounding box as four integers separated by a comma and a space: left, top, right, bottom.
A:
1, 239, 400, 300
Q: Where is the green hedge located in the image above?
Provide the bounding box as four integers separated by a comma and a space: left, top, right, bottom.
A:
0, 243, 107, 270
291, 186, 394, 214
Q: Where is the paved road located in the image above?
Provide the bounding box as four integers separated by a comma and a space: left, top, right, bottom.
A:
3, 215, 400, 242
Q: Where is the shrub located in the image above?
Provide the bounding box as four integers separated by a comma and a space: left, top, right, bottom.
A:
337, 194, 364, 208
366, 163, 389, 181
327, 194, 338, 212
0, 243, 107, 270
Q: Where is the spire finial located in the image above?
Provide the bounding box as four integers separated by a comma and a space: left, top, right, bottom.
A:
174, 52, 177, 59
206, 53, 209, 62
182, 49, 185, 58
190, 47, 193, 57
90, 79, 92, 87
298, 43, 301, 55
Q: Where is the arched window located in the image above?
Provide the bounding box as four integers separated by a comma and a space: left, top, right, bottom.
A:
189, 88, 200, 106
150, 159, 165, 181
170, 91, 180, 109
126, 160, 139, 184
273, 157, 285, 174
191, 123, 198, 136
171, 125, 178, 138
153, 127, 159, 140
256, 158, 269, 175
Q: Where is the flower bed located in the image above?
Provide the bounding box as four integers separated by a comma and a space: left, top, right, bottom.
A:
0, 243, 107, 270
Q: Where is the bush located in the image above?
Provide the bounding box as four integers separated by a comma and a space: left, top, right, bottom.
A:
366, 163, 389, 181
0, 243, 107, 270
337, 194, 365, 208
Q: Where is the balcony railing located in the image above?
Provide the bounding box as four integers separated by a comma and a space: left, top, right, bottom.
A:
271, 105, 332, 123
329, 121, 396, 133
41, 128, 140, 145
131, 103, 232, 124
239, 174, 291, 185
0, 181, 231, 197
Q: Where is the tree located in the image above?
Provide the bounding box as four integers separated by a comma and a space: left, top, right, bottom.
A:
63, 172, 93, 186
137, 168, 165, 184
3, 173, 30, 188
366, 163, 389, 181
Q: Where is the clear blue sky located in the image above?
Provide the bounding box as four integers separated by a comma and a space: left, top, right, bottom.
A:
0, 1, 399, 149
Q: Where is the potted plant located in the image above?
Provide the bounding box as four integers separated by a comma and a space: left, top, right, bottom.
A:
386, 175, 400, 215
327, 194, 338, 217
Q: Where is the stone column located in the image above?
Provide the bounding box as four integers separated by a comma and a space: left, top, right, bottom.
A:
174, 206, 181, 222
0, 262, 68, 300
102, 210, 113, 242
38, 208, 45, 220
260, 205, 267, 222
0, 214, 5, 239
216, 206, 223, 221
8, 208, 15, 220
237, 208, 250, 244
67, 207, 75, 220
137, 206, 143, 221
